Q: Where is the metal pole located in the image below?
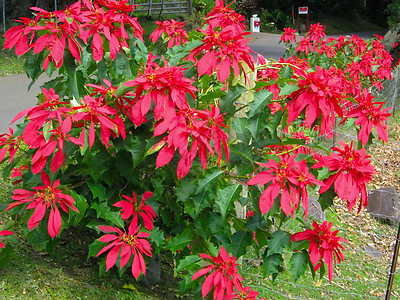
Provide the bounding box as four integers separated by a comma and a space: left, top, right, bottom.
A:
54, 0, 57, 10
2, 0, 5, 33
385, 221, 400, 300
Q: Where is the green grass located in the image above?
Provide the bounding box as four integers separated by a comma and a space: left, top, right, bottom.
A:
240, 205, 400, 299
0, 50, 25, 76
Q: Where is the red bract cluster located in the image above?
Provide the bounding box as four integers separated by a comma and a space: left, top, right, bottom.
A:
314, 141, 376, 211
0, 127, 22, 164
124, 55, 197, 126
3, 0, 143, 69
291, 221, 347, 281
97, 190, 156, 280
192, 246, 243, 300
124, 55, 229, 178
96, 220, 152, 279
155, 105, 229, 178
150, 19, 189, 48
113, 191, 156, 232
0, 230, 13, 248
344, 89, 391, 145
6, 172, 78, 238
187, 0, 254, 82
280, 27, 298, 44
71, 95, 126, 148
287, 66, 347, 137
247, 154, 322, 218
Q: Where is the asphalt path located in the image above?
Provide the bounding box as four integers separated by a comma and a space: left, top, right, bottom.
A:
0, 31, 380, 133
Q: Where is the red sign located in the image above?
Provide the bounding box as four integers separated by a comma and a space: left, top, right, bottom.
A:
254, 21, 260, 26
298, 6, 308, 14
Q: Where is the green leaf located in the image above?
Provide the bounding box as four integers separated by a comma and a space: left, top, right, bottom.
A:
230, 230, 252, 258
87, 181, 107, 201
176, 255, 202, 272
219, 84, 246, 118
318, 186, 336, 211
176, 177, 197, 203
0, 243, 13, 267
195, 169, 224, 194
267, 110, 284, 139
262, 253, 283, 277
114, 135, 146, 168
246, 114, 268, 140
67, 191, 88, 226
232, 118, 251, 144
184, 192, 211, 219
167, 227, 194, 253
289, 251, 308, 281
149, 227, 165, 250
248, 89, 272, 118
215, 184, 241, 219
88, 240, 105, 258
279, 83, 299, 96
113, 52, 132, 78
267, 230, 291, 255
90, 202, 124, 228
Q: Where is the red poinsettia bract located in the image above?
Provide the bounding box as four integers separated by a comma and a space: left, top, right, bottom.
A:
0, 230, 13, 248
149, 19, 188, 48
286, 66, 347, 137
155, 105, 229, 179
113, 191, 156, 232
192, 246, 243, 300
291, 221, 347, 281
247, 154, 322, 218
280, 27, 298, 44
313, 141, 376, 211
344, 89, 391, 145
96, 221, 152, 279
6, 172, 78, 238
0, 127, 22, 164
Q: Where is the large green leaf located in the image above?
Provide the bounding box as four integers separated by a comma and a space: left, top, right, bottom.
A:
87, 181, 107, 201
167, 227, 194, 253
184, 191, 211, 219
279, 82, 299, 96
318, 186, 336, 211
267, 230, 291, 255
176, 255, 202, 273
232, 118, 251, 144
262, 253, 283, 277
215, 184, 241, 219
67, 191, 88, 226
246, 114, 268, 140
195, 169, 224, 194
230, 230, 253, 258
219, 84, 246, 118
114, 135, 147, 168
289, 251, 308, 281
90, 201, 124, 228
248, 89, 272, 118
149, 227, 165, 250
88, 240, 105, 258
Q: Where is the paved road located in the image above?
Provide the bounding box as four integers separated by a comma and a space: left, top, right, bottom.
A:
0, 74, 48, 133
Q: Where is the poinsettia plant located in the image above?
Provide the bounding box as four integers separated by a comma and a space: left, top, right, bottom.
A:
0, 0, 394, 299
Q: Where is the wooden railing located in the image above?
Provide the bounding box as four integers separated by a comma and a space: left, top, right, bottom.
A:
131, 0, 192, 16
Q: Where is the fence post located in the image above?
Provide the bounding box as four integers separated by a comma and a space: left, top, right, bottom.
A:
188, 0, 192, 15
392, 66, 399, 117
1, 0, 5, 33
385, 221, 400, 300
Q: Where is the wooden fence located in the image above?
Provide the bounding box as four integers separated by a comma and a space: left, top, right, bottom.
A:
131, 0, 192, 16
